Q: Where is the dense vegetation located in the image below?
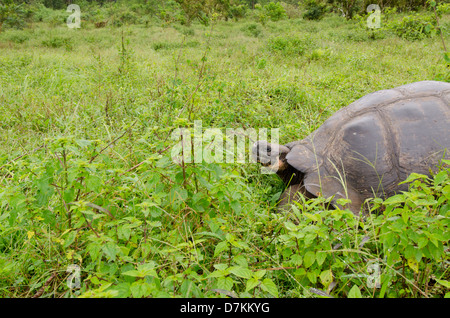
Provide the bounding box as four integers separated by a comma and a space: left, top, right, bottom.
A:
0, 0, 449, 298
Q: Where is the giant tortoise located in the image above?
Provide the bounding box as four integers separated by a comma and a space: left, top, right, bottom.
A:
252, 81, 450, 215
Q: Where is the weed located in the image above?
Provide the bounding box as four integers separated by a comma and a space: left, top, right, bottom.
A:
266, 34, 316, 56
387, 13, 438, 40
41, 36, 73, 50
241, 22, 263, 37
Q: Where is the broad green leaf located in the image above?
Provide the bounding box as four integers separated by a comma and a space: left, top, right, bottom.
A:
401, 209, 410, 224
118, 225, 131, 240
110, 282, 131, 298
443, 185, 450, 200
181, 279, 200, 297
146, 220, 162, 228
284, 221, 298, 232
253, 270, 266, 280
169, 187, 188, 203
122, 270, 140, 277
348, 285, 362, 298
245, 278, 260, 292
383, 194, 405, 206
404, 245, 416, 259
208, 270, 226, 278
290, 254, 302, 266
63, 188, 75, 203
427, 243, 443, 260
216, 276, 233, 291
435, 279, 450, 288
102, 242, 120, 261
229, 266, 252, 279
399, 173, 428, 184
85, 175, 102, 192
214, 241, 228, 257
304, 212, 320, 223
63, 230, 77, 248
434, 171, 448, 185
303, 251, 315, 268
261, 278, 278, 298
316, 251, 327, 266
87, 242, 102, 262
230, 200, 241, 214
130, 281, 152, 298
213, 263, 228, 271
418, 236, 428, 249
319, 269, 333, 288
307, 271, 317, 284
75, 139, 93, 148
136, 263, 158, 278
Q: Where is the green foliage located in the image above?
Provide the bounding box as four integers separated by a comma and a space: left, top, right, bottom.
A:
112, 9, 140, 27
0, 0, 29, 31
302, 0, 326, 20
229, 3, 248, 20
174, 0, 208, 25
172, 0, 238, 25
280, 1, 302, 19
386, 13, 438, 40
0, 7, 449, 298
241, 22, 263, 37
41, 35, 73, 50
42, 0, 67, 10
266, 34, 316, 56
274, 164, 450, 298
263, 1, 287, 21
253, 1, 288, 24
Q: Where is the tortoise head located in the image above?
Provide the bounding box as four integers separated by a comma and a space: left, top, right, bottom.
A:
252, 141, 291, 173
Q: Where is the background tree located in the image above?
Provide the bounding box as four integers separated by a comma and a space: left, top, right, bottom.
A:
0, 0, 27, 32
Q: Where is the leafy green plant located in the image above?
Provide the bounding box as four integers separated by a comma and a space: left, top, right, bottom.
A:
4, 30, 29, 43
41, 36, 73, 50
302, 0, 327, 21
263, 1, 287, 22
229, 4, 247, 21
280, 1, 302, 19
266, 35, 316, 56
271, 163, 450, 298
241, 22, 263, 37
387, 13, 437, 40
0, 0, 28, 31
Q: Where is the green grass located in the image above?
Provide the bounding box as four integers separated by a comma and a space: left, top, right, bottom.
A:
0, 11, 449, 298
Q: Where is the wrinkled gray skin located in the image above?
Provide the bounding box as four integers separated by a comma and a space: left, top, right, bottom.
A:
252, 81, 450, 215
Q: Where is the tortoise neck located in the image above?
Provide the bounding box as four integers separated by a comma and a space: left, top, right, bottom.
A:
278, 166, 304, 186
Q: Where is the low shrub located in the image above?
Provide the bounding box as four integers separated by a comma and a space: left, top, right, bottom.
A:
386, 13, 437, 40
280, 1, 302, 19
241, 23, 263, 38
266, 35, 316, 56
302, 0, 327, 21
42, 36, 73, 50
264, 1, 287, 22
0, 0, 29, 31
229, 4, 247, 21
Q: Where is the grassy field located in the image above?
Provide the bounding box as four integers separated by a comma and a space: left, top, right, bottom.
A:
0, 8, 449, 299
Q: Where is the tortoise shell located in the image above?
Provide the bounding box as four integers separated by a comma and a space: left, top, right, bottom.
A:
282, 81, 450, 213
